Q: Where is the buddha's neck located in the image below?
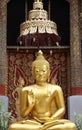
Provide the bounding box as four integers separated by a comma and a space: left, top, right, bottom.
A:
36, 82, 47, 87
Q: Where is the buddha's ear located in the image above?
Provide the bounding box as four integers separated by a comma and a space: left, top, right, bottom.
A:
31, 68, 35, 80
48, 70, 50, 77
47, 69, 50, 82
31, 70, 34, 78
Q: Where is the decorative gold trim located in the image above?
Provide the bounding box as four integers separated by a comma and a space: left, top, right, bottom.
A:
20, 20, 58, 35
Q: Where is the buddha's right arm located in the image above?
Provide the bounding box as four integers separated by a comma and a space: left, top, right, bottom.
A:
20, 89, 34, 118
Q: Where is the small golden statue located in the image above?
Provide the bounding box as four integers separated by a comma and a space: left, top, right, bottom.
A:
9, 50, 76, 130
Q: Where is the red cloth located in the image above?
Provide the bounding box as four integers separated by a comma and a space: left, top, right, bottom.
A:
0, 85, 5, 95
72, 87, 82, 95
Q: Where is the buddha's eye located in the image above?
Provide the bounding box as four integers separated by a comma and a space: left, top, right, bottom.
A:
35, 70, 39, 73
43, 70, 46, 72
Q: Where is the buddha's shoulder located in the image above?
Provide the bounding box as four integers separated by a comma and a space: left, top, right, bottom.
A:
48, 83, 62, 90
21, 85, 36, 91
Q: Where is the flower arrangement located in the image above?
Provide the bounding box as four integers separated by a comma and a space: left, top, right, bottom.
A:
0, 102, 11, 130
74, 113, 82, 130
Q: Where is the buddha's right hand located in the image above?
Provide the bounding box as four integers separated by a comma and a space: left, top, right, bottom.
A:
28, 90, 35, 106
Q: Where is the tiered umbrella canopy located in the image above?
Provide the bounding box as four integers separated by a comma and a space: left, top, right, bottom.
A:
17, 0, 61, 47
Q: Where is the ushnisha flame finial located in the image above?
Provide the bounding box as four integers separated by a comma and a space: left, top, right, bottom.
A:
36, 50, 44, 60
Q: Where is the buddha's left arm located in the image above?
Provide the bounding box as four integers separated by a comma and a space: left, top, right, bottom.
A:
51, 86, 66, 120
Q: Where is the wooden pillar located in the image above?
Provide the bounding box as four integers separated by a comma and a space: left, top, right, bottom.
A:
0, 1, 8, 94
70, 0, 82, 94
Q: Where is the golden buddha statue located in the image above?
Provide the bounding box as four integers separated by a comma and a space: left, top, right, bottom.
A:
9, 50, 76, 130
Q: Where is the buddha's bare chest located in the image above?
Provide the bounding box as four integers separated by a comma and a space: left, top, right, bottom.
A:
33, 88, 53, 114
35, 92, 49, 104
35, 87, 51, 100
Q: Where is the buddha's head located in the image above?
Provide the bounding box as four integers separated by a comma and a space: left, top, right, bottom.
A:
32, 50, 50, 82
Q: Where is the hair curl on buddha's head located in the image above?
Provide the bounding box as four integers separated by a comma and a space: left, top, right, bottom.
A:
32, 50, 50, 79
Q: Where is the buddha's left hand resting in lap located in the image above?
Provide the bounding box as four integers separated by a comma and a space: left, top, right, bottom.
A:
9, 50, 76, 130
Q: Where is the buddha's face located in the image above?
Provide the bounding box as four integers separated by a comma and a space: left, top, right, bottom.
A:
34, 64, 48, 83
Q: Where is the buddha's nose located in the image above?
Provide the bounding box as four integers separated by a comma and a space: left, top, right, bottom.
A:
39, 71, 43, 75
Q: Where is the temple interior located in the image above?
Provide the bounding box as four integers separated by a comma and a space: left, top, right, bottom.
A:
0, 0, 82, 129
